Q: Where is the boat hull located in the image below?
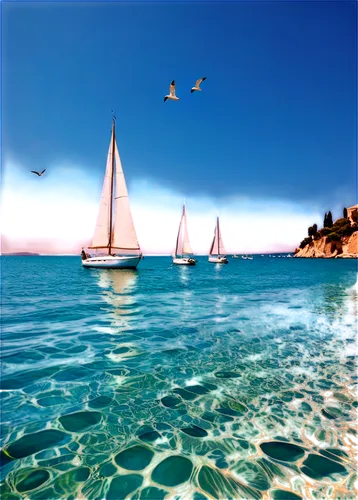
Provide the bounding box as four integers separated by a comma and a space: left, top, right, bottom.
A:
208, 256, 228, 264
173, 258, 196, 266
82, 256, 141, 269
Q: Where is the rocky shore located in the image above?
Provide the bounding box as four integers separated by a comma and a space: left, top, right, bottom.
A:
294, 232, 357, 258
294, 210, 357, 258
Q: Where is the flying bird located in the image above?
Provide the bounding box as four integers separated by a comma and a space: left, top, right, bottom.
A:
164, 80, 179, 102
191, 77, 206, 93
31, 169, 46, 177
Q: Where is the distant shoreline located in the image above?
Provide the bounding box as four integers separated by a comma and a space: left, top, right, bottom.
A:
1, 252, 40, 256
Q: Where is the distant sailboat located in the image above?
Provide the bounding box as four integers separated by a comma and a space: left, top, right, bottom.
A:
81, 117, 142, 269
173, 203, 196, 265
208, 216, 228, 264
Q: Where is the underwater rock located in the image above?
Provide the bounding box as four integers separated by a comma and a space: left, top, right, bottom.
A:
5, 430, 69, 460
17, 469, 50, 492
107, 474, 143, 499
300, 453, 348, 480
260, 441, 305, 462
181, 425, 208, 438
271, 489, 302, 499
152, 456, 193, 486
161, 395, 181, 408
214, 371, 240, 378
138, 430, 161, 442
59, 411, 101, 432
115, 445, 154, 471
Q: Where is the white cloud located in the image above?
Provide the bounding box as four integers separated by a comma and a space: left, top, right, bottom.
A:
2, 192, 311, 254
1, 193, 97, 241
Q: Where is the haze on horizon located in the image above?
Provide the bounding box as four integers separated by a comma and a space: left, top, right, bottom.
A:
1, 1, 356, 255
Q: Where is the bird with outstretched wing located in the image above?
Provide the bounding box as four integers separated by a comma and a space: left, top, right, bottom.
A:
31, 169, 46, 177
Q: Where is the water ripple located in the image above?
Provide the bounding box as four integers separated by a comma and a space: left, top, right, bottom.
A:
0, 256, 357, 499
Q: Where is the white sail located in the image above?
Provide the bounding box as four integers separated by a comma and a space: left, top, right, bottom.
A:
111, 143, 141, 254
90, 133, 114, 249
175, 204, 193, 256
209, 217, 226, 255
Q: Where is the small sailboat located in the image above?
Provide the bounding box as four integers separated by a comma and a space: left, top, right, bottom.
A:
242, 255, 248, 260
173, 203, 196, 265
208, 216, 228, 264
81, 117, 142, 269
247, 255, 253, 260
232, 255, 239, 259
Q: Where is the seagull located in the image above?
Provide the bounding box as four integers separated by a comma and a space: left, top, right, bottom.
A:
164, 80, 179, 102
31, 169, 46, 177
191, 77, 206, 93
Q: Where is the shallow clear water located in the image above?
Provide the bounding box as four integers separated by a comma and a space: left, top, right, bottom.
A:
1, 256, 357, 500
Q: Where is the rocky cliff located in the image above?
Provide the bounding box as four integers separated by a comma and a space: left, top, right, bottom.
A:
294, 231, 357, 258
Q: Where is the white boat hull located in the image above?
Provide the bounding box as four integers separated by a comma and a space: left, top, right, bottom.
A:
173, 257, 196, 266
82, 255, 141, 269
208, 256, 228, 264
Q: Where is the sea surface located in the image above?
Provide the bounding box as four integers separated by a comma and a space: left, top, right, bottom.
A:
1, 256, 357, 500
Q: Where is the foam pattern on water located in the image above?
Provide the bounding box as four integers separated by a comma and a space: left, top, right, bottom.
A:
1, 256, 357, 499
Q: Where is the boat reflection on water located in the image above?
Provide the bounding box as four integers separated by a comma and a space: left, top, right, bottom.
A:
97, 269, 138, 321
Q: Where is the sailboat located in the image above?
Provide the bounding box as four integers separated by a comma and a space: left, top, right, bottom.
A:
81, 117, 142, 269
173, 203, 196, 265
208, 216, 228, 264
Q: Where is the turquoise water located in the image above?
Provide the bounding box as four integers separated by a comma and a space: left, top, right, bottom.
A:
1, 256, 357, 500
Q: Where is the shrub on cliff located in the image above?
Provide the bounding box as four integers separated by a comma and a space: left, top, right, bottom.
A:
332, 217, 349, 228
326, 232, 340, 242
330, 218, 354, 237
299, 237, 312, 249
338, 223, 356, 237
317, 228, 331, 238
308, 224, 318, 237
343, 207, 348, 219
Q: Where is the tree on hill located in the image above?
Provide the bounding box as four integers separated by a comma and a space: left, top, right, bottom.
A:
323, 213, 327, 227
343, 207, 348, 219
327, 211, 333, 227
308, 224, 318, 237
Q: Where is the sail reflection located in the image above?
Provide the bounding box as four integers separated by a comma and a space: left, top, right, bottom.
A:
98, 270, 138, 320
178, 265, 190, 285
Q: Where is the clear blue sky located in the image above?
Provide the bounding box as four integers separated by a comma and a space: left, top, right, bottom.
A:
2, 0, 357, 208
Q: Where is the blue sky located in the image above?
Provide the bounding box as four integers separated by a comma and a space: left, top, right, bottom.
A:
1, 1, 357, 253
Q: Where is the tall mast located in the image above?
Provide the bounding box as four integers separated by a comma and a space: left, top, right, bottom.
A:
108, 116, 116, 254
175, 203, 185, 257
217, 216, 220, 255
